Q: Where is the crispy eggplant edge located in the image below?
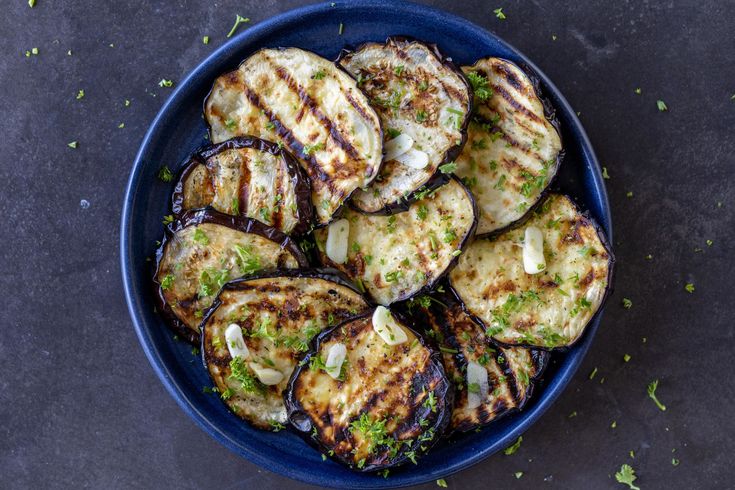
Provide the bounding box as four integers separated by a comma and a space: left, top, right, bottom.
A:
466, 57, 566, 238
448, 193, 616, 352
337, 35, 474, 216
202, 47, 386, 228
152, 207, 311, 345
283, 309, 453, 472
172, 135, 315, 235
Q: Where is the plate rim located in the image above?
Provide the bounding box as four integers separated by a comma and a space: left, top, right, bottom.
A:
120, 1, 612, 488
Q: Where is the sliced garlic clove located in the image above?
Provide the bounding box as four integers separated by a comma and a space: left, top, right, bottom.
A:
324, 342, 347, 380
325, 218, 349, 264
393, 148, 429, 169
372, 306, 408, 345
248, 362, 284, 386
523, 226, 546, 274
225, 323, 250, 359
466, 360, 489, 409
383, 133, 414, 161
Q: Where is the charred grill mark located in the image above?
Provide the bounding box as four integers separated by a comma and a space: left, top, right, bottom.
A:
491, 82, 544, 125
239, 82, 331, 184
272, 164, 285, 231
579, 269, 595, 287
272, 65, 362, 162
497, 348, 522, 403
492, 62, 523, 92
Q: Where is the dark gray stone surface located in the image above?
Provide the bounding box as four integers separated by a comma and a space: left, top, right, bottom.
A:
1, 1, 733, 488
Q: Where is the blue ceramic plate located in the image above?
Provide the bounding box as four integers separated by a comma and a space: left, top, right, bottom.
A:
121, 1, 612, 488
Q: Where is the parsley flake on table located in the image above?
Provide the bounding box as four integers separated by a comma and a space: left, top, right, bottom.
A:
656, 99, 668, 111
589, 367, 598, 380
436, 479, 448, 488
227, 14, 250, 38
159, 79, 174, 88
672, 458, 680, 466
76, 89, 85, 100
67, 141, 78, 149
622, 298, 632, 309
615, 464, 640, 490
202, 36, 209, 45
647, 379, 666, 411
634, 88, 641, 94
28, 0, 36, 7
515, 471, 524, 479
623, 354, 631, 363
125, 99, 131, 107
685, 283, 695, 293
706, 239, 713, 246
339, 22, 344, 35
503, 436, 522, 455
494, 7, 506, 20
602, 166, 610, 179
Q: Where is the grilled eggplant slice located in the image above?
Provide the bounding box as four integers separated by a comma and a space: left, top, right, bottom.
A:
406, 296, 548, 432
449, 194, 613, 349
285, 309, 451, 471
153, 209, 309, 344
204, 47, 383, 225
338, 37, 472, 213
201, 270, 370, 429
454, 57, 562, 236
172, 136, 313, 235
313, 178, 477, 305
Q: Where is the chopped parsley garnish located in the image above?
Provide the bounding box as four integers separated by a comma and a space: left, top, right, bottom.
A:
623, 354, 631, 363
67, 141, 78, 149
386, 215, 397, 233
589, 367, 598, 380
647, 379, 666, 411
656, 99, 668, 112
394, 65, 405, 76
160, 274, 174, 290
602, 166, 610, 179
622, 298, 633, 309
503, 436, 522, 455
202, 36, 209, 44
416, 110, 428, 123
162, 214, 174, 225
684, 283, 695, 293
493, 7, 506, 20
231, 197, 239, 214
312, 70, 326, 80
157, 166, 173, 182
198, 268, 229, 297
226, 14, 250, 38
615, 464, 640, 490
229, 356, 265, 396
233, 244, 261, 275
466, 71, 492, 101
338, 22, 344, 35
302, 142, 325, 155
385, 270, 402, 283
672, 458, 680, 466
76, 89, 85, 100
423, 391, 437, 412
386, 127, 401, 139
416, 204, 428, 220
439, 162, 457, 174
193, 228, 209, 245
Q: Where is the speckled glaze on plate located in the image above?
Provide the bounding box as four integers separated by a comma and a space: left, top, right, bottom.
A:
120, 1, 613, 488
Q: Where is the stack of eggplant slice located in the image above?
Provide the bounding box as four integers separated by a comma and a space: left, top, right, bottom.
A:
151, 38, 614, 473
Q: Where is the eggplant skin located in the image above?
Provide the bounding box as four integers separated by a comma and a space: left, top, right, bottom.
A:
153, 208, 309, 345
172, 136, 313, 235
449, 194, 614, 349
404, 295, 548, 433
314, 177, 477, 306
201, 269, 370, 429
454, 57, 563, 236
338, 37, 472, 214
285, 310, 452, 471
204, 47, 383, 226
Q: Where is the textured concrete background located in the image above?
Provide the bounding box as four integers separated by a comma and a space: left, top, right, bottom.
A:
1, 0, 733, 489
